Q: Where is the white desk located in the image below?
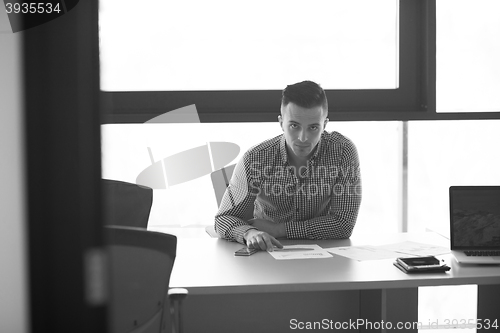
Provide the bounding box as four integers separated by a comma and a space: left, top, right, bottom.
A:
170, 232, 500, 333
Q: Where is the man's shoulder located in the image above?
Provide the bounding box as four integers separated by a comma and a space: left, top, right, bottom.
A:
321, 131, 359, 164
245, 134, 282, 156
322, 131, 356, 147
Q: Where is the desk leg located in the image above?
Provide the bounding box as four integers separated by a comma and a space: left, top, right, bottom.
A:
477, 284, 500, 333
359, 288, 418, 333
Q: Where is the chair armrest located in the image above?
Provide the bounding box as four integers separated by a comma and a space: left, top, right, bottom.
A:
168, 288, 188, 302
167, 288, 188, 333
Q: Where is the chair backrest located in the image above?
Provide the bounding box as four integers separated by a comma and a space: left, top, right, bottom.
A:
210, 164, 236, 207
106, 226, 177, 333
209, 164, 254, 237
102, 179, 153, 228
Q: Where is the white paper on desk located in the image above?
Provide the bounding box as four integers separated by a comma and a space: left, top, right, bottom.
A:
325, 246, 398, 261
381, 241, 450, 257
268, 245, 333, 260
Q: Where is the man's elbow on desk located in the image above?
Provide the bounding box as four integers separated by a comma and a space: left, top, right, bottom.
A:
213, 220, 231, 240
214, 217, 255, 242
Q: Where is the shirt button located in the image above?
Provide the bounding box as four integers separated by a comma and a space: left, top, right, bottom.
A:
295, 208, 299, 213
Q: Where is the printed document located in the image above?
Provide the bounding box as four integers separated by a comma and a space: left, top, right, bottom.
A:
325, 241, 449, 261
268, 244, 333, 260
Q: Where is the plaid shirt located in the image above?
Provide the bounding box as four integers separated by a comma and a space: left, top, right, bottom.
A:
214, 131, 362, 244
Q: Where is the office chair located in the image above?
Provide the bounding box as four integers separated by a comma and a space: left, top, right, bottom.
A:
208, 164, 254, 238
106, 225, 187, 333
102, 179, 153, 228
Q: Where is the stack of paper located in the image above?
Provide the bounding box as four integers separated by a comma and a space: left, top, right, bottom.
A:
325, 241, 450, 261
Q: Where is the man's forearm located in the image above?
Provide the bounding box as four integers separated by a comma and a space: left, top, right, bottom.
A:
248, 218, 286, 238
215, 215, 257, 243
285, 211, 358, 239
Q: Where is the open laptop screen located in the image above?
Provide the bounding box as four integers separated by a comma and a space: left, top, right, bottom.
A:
450, 186, 500, 249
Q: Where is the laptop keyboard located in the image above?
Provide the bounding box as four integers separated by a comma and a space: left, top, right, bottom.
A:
464, 250, 500, 257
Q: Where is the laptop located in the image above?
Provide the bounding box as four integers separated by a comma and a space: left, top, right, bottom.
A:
449, 186, 500, 264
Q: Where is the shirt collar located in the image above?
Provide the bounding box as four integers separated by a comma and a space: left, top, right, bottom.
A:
310, 132, 324, 162
279, 131, 325, 165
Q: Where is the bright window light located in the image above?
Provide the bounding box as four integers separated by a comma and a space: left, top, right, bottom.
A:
437, 0, 500, 112
101, 121, 402, 236
99, 0, 399, 91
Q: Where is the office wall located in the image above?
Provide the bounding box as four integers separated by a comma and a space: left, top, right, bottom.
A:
0, 9, 28, 333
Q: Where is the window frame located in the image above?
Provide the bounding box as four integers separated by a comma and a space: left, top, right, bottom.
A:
99, 0, 500, 124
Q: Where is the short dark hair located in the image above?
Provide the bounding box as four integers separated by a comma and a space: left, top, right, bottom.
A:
281, 80, 328, 112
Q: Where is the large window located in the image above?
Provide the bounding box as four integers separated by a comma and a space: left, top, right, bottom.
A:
99, 0, 500, 235
99, 0, 433, 123
101, 121, 403, 237
99, 0, 500, 122
436, 0, 500, 113
407, 120, 500, 236
100, 0, 399, 91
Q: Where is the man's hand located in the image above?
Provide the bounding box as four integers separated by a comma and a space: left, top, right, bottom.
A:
244, 229, 283, 252
248, 218, 286, 238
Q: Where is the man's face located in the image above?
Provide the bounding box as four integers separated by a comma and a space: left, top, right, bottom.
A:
279, 103, 328, 161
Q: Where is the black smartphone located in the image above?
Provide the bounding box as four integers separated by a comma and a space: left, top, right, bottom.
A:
234, 247, 259, 256
397, 256, 441, 269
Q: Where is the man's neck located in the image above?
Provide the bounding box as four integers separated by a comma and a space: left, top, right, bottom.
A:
284, 144, 307, 167
289, 155, 308, 169
287, 153, 309, 182
286, 143, 319, 169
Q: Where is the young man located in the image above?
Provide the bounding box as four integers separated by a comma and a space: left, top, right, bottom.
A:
215, 81, 362, 251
